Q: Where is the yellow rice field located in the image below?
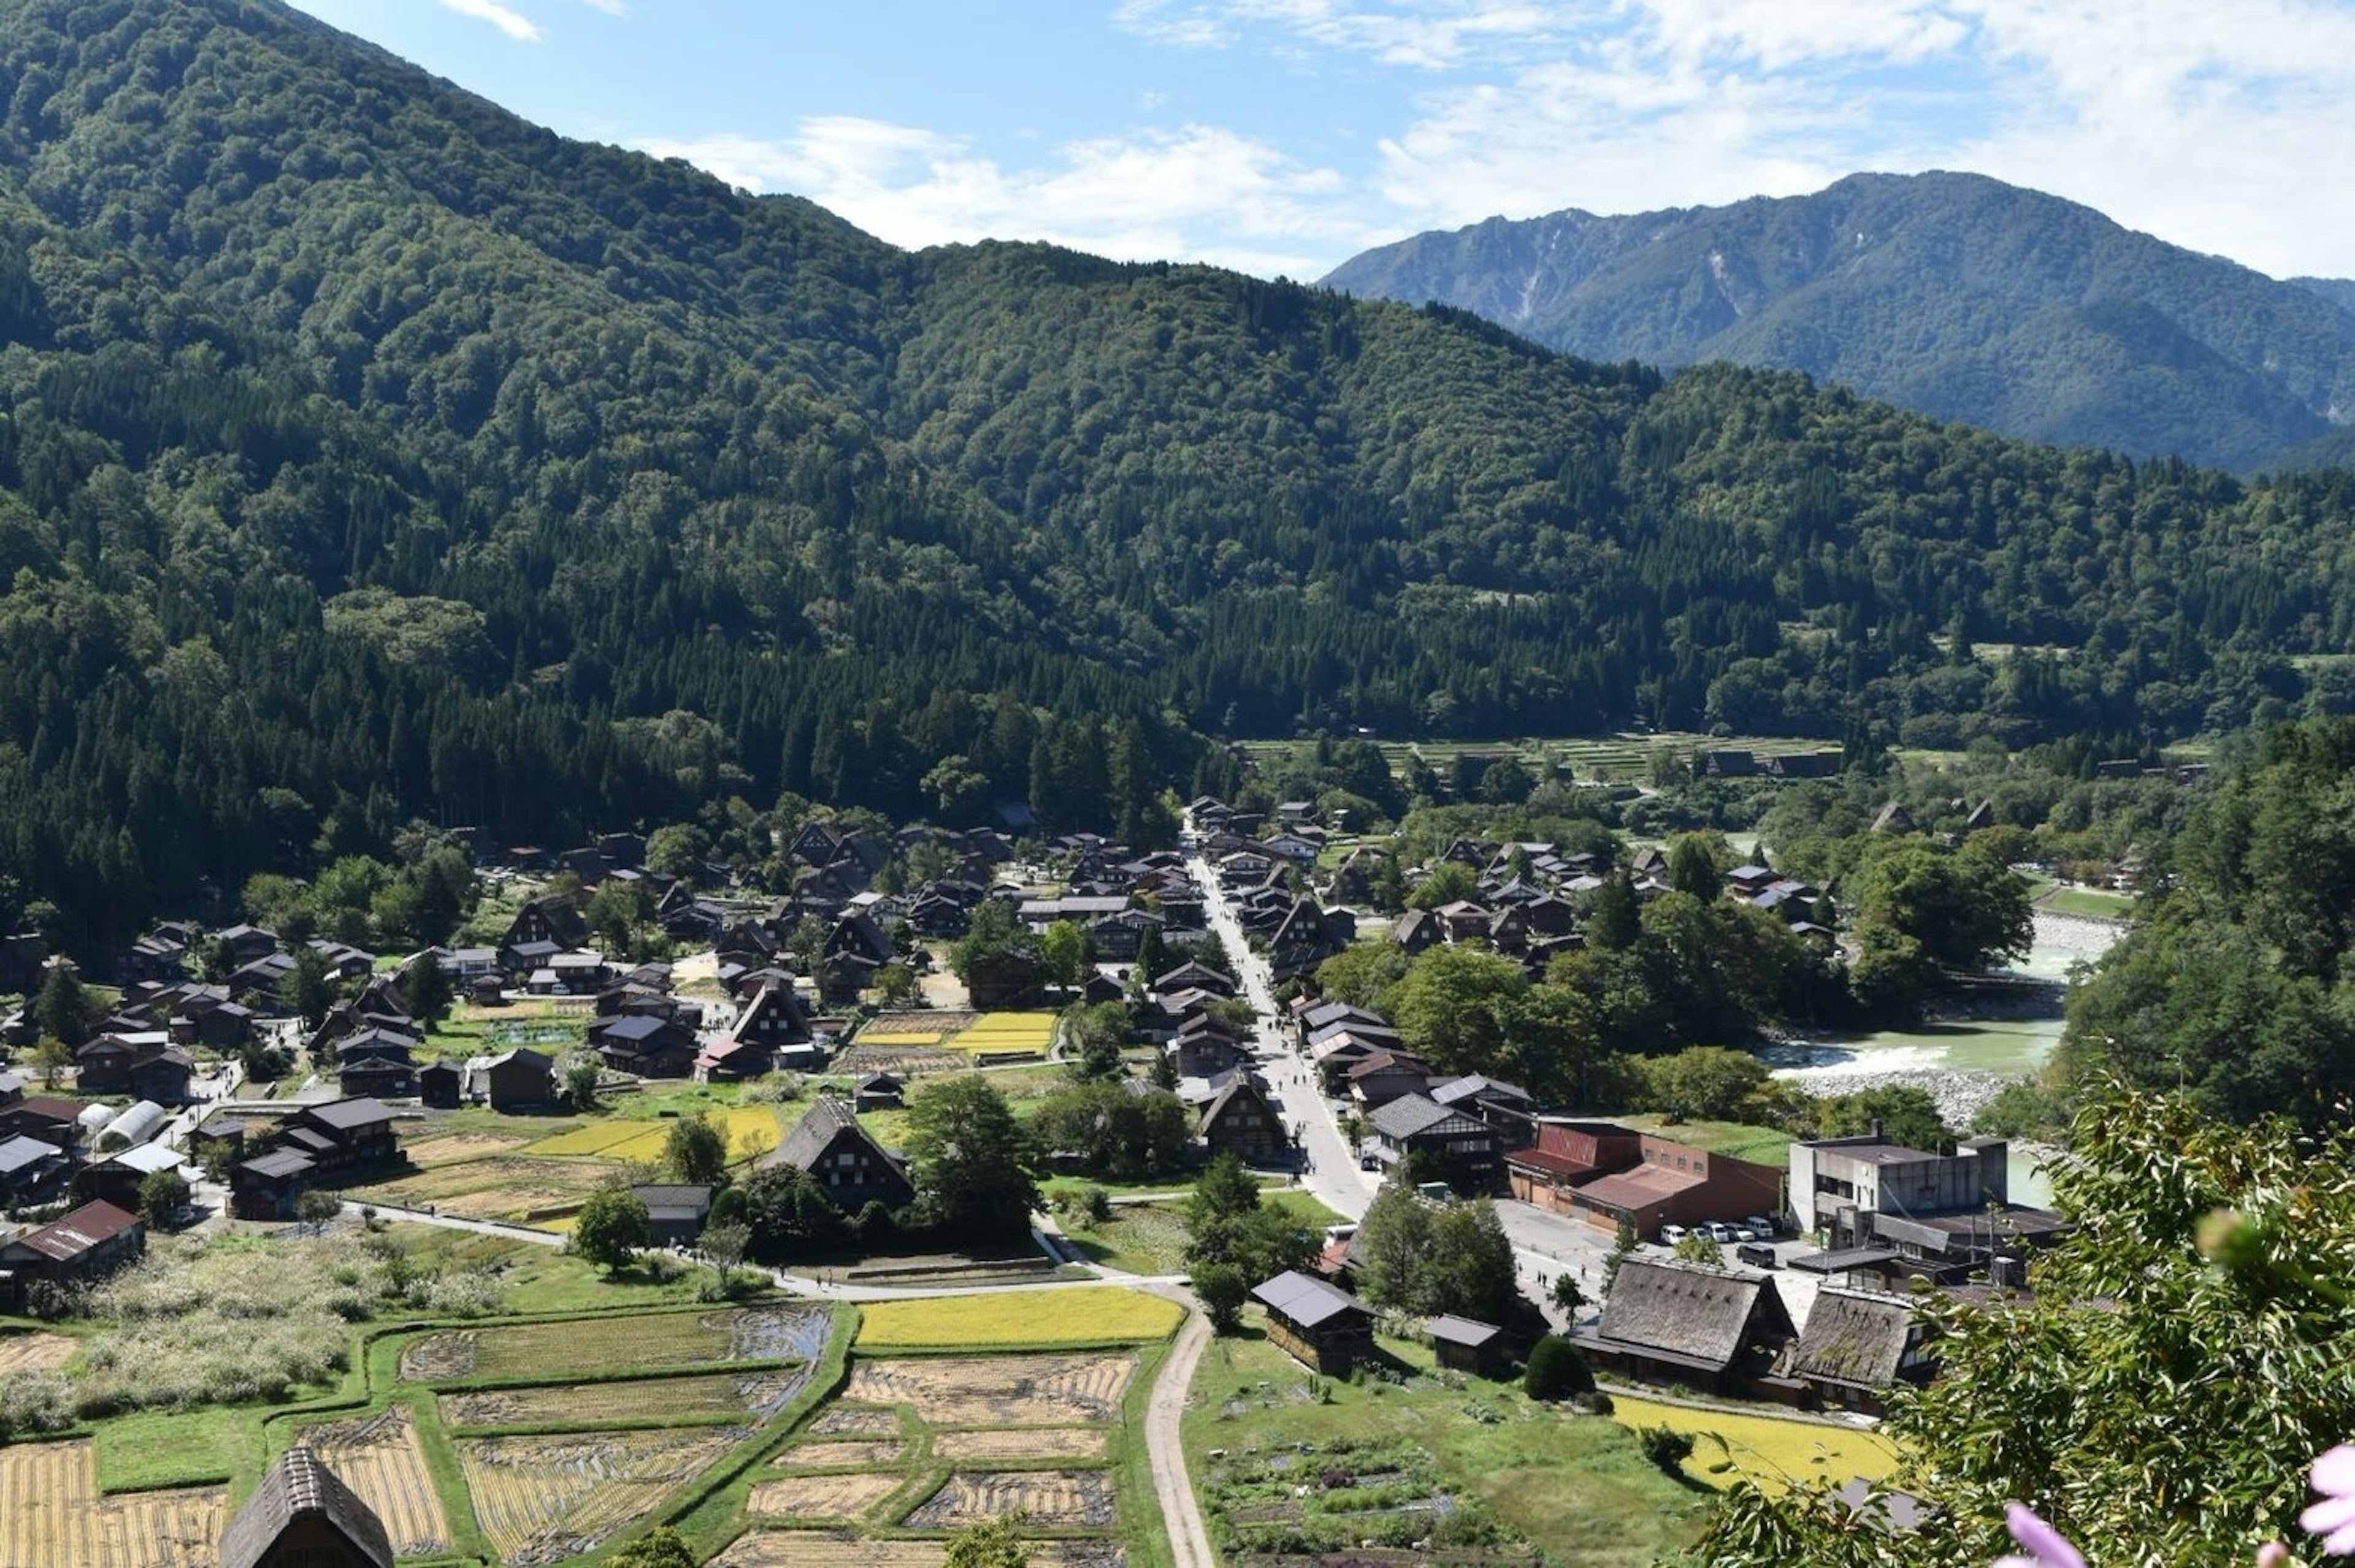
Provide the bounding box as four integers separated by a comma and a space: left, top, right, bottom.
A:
523, 1105, 781, 1163
941, 1012, 1058, 1053
855, 1288, 1182, 1350
858, 1031, 950, 1045
1608, 1394, 1901, 1493
0, 1439, 224, 1567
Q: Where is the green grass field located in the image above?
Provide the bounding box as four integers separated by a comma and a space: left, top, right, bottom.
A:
1620, 1114, 1795, 1169
1062, 1188, 1343, 1278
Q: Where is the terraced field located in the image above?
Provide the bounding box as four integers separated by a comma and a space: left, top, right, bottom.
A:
843, 1352, 1135, 1425
931, 1428, 1109, 1461
715, 1540, 1126, 1568
296, 1407, 450, 1557
459, 1426, 746, 1565
746, 1468, 908, 1521
522, 1104, 783, 1163
0, 1329, 78, 1374
440, 1369, 809, 1429
855, 1288, 1182, 1350
908, 1469, 1117, 1528
402, 1304, 830, 1382
0, 1439, 223, 1568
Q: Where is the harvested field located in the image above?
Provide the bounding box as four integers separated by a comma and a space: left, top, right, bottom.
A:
932, 1428, 1109, 1461
844, 1353, 1135, 1425
0, 1329, 78, 1374
808, 1405, 903, 1436
366, 1156, 605, 1215
943, 1012, 1057, 1054
775, 1439, 907, 1467
856, 1288, 1182, 1349
442, 1369, 808, 1429
523, 1106, 781, 1164
297, 1407, 450, 1556
402, 1131, 529, 1166
834, 1044, 963, 1076
402, 1304, 830, 1382
458, 1426, 743, 1566
0, 1439, 224, 1567
908, 1469, 1117, 1528
714, 1539, 1125, 1568
746, 1469, 906, 1520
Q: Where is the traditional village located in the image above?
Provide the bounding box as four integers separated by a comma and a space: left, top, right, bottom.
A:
0, 730, 2118, 1568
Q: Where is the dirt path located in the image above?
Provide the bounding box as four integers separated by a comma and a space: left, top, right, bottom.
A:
1144, 1299, 1216, 1568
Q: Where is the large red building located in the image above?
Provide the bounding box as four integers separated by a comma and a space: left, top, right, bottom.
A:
1506, 1118, 1782, 1236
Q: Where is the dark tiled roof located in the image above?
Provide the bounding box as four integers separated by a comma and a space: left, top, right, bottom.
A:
301, 1098, 396, 1131
1426, 1314, 1503, 1348
1251, 1269, 1370, 1329
218, 1446, 394, 1568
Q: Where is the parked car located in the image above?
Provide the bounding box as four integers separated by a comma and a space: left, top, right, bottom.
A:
1744, 1214, 1782, 1237
1735, 1242, 1779, 1269
1359, 1153, 1381, 1171
1704, 1222, 1737, 1243
1660, 1224, 1689, 1246
1731, 1225, 1760, 1242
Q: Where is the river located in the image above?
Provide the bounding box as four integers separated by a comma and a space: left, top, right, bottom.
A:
1761, 911, 2125, 1206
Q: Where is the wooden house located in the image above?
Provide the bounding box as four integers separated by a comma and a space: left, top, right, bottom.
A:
763, 1096, 914, 1212
1572, 1258, 1796, 1397
1426, 1314, 1507, 1375
1365, 1093, 1500, 1191
499, 895, 587, 961
418, 1061, 463, 1109
0, 1201, 146, 1310
473, 1047, 556, 1111
851, 1073, 904, 1112
1195, 1073, 1287, 1165
630, 1184, 715, 1248
1252, 1270, 1376, 1374
594, 1015, 698, 1079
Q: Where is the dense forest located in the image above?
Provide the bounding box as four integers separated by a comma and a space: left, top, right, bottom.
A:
4, 0, 2355, 952
1323, 170, 2355, 472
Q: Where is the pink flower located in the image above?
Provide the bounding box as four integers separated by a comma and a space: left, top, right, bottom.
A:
2257, 1543, 2291, 1567
2305, 1444, 2355, 1556
1997, 1503, 2087, 1568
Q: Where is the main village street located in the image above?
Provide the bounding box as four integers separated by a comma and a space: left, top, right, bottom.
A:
1185, 816, 1656, 1328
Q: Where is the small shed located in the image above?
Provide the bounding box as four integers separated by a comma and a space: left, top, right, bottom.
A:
1425, 1314, 1507, 1375
417, 1061, 463, 1110
851, 1072, 904, 1112
1251, 1269, 1376, 1375
630, 1183, 715, 1247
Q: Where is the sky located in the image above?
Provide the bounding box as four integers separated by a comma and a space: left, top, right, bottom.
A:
281, 1, 2355, 283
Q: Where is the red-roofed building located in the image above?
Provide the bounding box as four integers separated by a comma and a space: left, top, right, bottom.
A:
1507, 1118, 1781, 1236
0, 1199, 145, 1308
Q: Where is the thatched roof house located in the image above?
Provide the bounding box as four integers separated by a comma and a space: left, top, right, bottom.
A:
1787, 1288, 1934, 1414
218, 1446, 393, 1568
1573, 1256, 1794, 1396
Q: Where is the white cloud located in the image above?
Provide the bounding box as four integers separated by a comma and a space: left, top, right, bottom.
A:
578, 0, 627, 13
641, 118, 1354, 276
1116, 0, 1562, 67
435, 0, 540, 42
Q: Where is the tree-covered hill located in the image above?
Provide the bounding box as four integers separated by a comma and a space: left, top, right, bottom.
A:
4, 0, 2355, 951
1323, 171, 2355, 472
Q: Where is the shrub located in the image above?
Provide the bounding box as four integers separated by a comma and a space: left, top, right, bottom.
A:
1640, 1423, 1696, 1474
1194, 1262, 1249, 1334
1572, 1389, 1614, 1415
1521, 1334, 1593, 1401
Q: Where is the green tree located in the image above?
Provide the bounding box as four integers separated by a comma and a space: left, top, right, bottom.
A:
289, 946, 335, 1031
1672, 1229, 1721, 1264
1585, 870, 1641, 950
905, 1076, 1040, 1239
1601, 1218, 1639, 1294
1636, 1046, 1773, 1122
32, 1034, 71, 1087
137, 1168, 190, 1225
1195, 1262, 1249, 1334
1041, 919, 1089, 993
1550, 1272, 1587, 1317
35, 966, 93, 1047
404, 955, 453, 1029
1387, 944, 1528, 1074
664, 1112, 730, 1186
1523, 1334, 1594, 1399
1666, 833, 1726, 901
1406, 861, 1480, 911
943, 1519, 1029, 1568
573, 1187, 651, 1275
605, 1526, 697, 1568
564, 1058, 602, 1111
1185, 1153, 1314, 1280
1312, 943, 1411, 1012
872, 963, 919, 1007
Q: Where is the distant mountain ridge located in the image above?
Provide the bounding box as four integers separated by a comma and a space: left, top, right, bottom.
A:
1323, 173, 2355, 470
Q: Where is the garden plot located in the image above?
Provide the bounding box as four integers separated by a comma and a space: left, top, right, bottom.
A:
932, 1428, 1109, 1461
809, 1405, 905, 1436
402, 1131, 530, 1166
715, 1540, 1125, 1568
0, 1439, 224, 1568
442, 1369, 808, 1429
1200, 1435, 1538, 1566
402, 1304, 830, 1382
844, 1352, 1135, 1425
523, 1106, 782, 1165
908, 1469, 1117, 1529
458, 1426, 745, 1565
367, 1155, 605, 1218
746, 1469, 908, 1521
775, 1438, 907, 1466
296, 1407, 450, 1557
0, 1329, 77, 1374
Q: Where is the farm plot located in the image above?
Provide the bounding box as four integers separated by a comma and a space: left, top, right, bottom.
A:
366, 1155, 606, 1218
855, 1287, 1182, 1349
458, 1426, 744, 1566
0, 1329, 78, 1374
932, 1428, 1109, 1461
402, 1131, 530, 1166
746, 1469, 908, 1521
442, 1369, 809, 1429
403, 1303, 830, 1382
0, 1439, 224, 1568
775, 1438, 907, 1467
809, 1405, 905, 1436
524, 1106, 782, 1165
843, 1353, 1135, 1425
908, 1469, 1117, 1529
296, 1407, 450, 1557
943, 1012, 1057, 1055
714, 1539, 1125, 1568
858, 1011, 973, 1047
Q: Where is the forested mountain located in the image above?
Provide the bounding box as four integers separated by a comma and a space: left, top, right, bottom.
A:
1322, 172, 2355, 472
5, 0, 2355, 955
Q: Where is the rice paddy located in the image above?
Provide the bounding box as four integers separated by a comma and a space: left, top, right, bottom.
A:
521, 1104, 783, 1163
854, 1288, 1183, 1350
1607, 1394, 1901, 1494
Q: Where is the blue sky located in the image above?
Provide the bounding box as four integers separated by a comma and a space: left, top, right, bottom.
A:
284, 1, 2355, 281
